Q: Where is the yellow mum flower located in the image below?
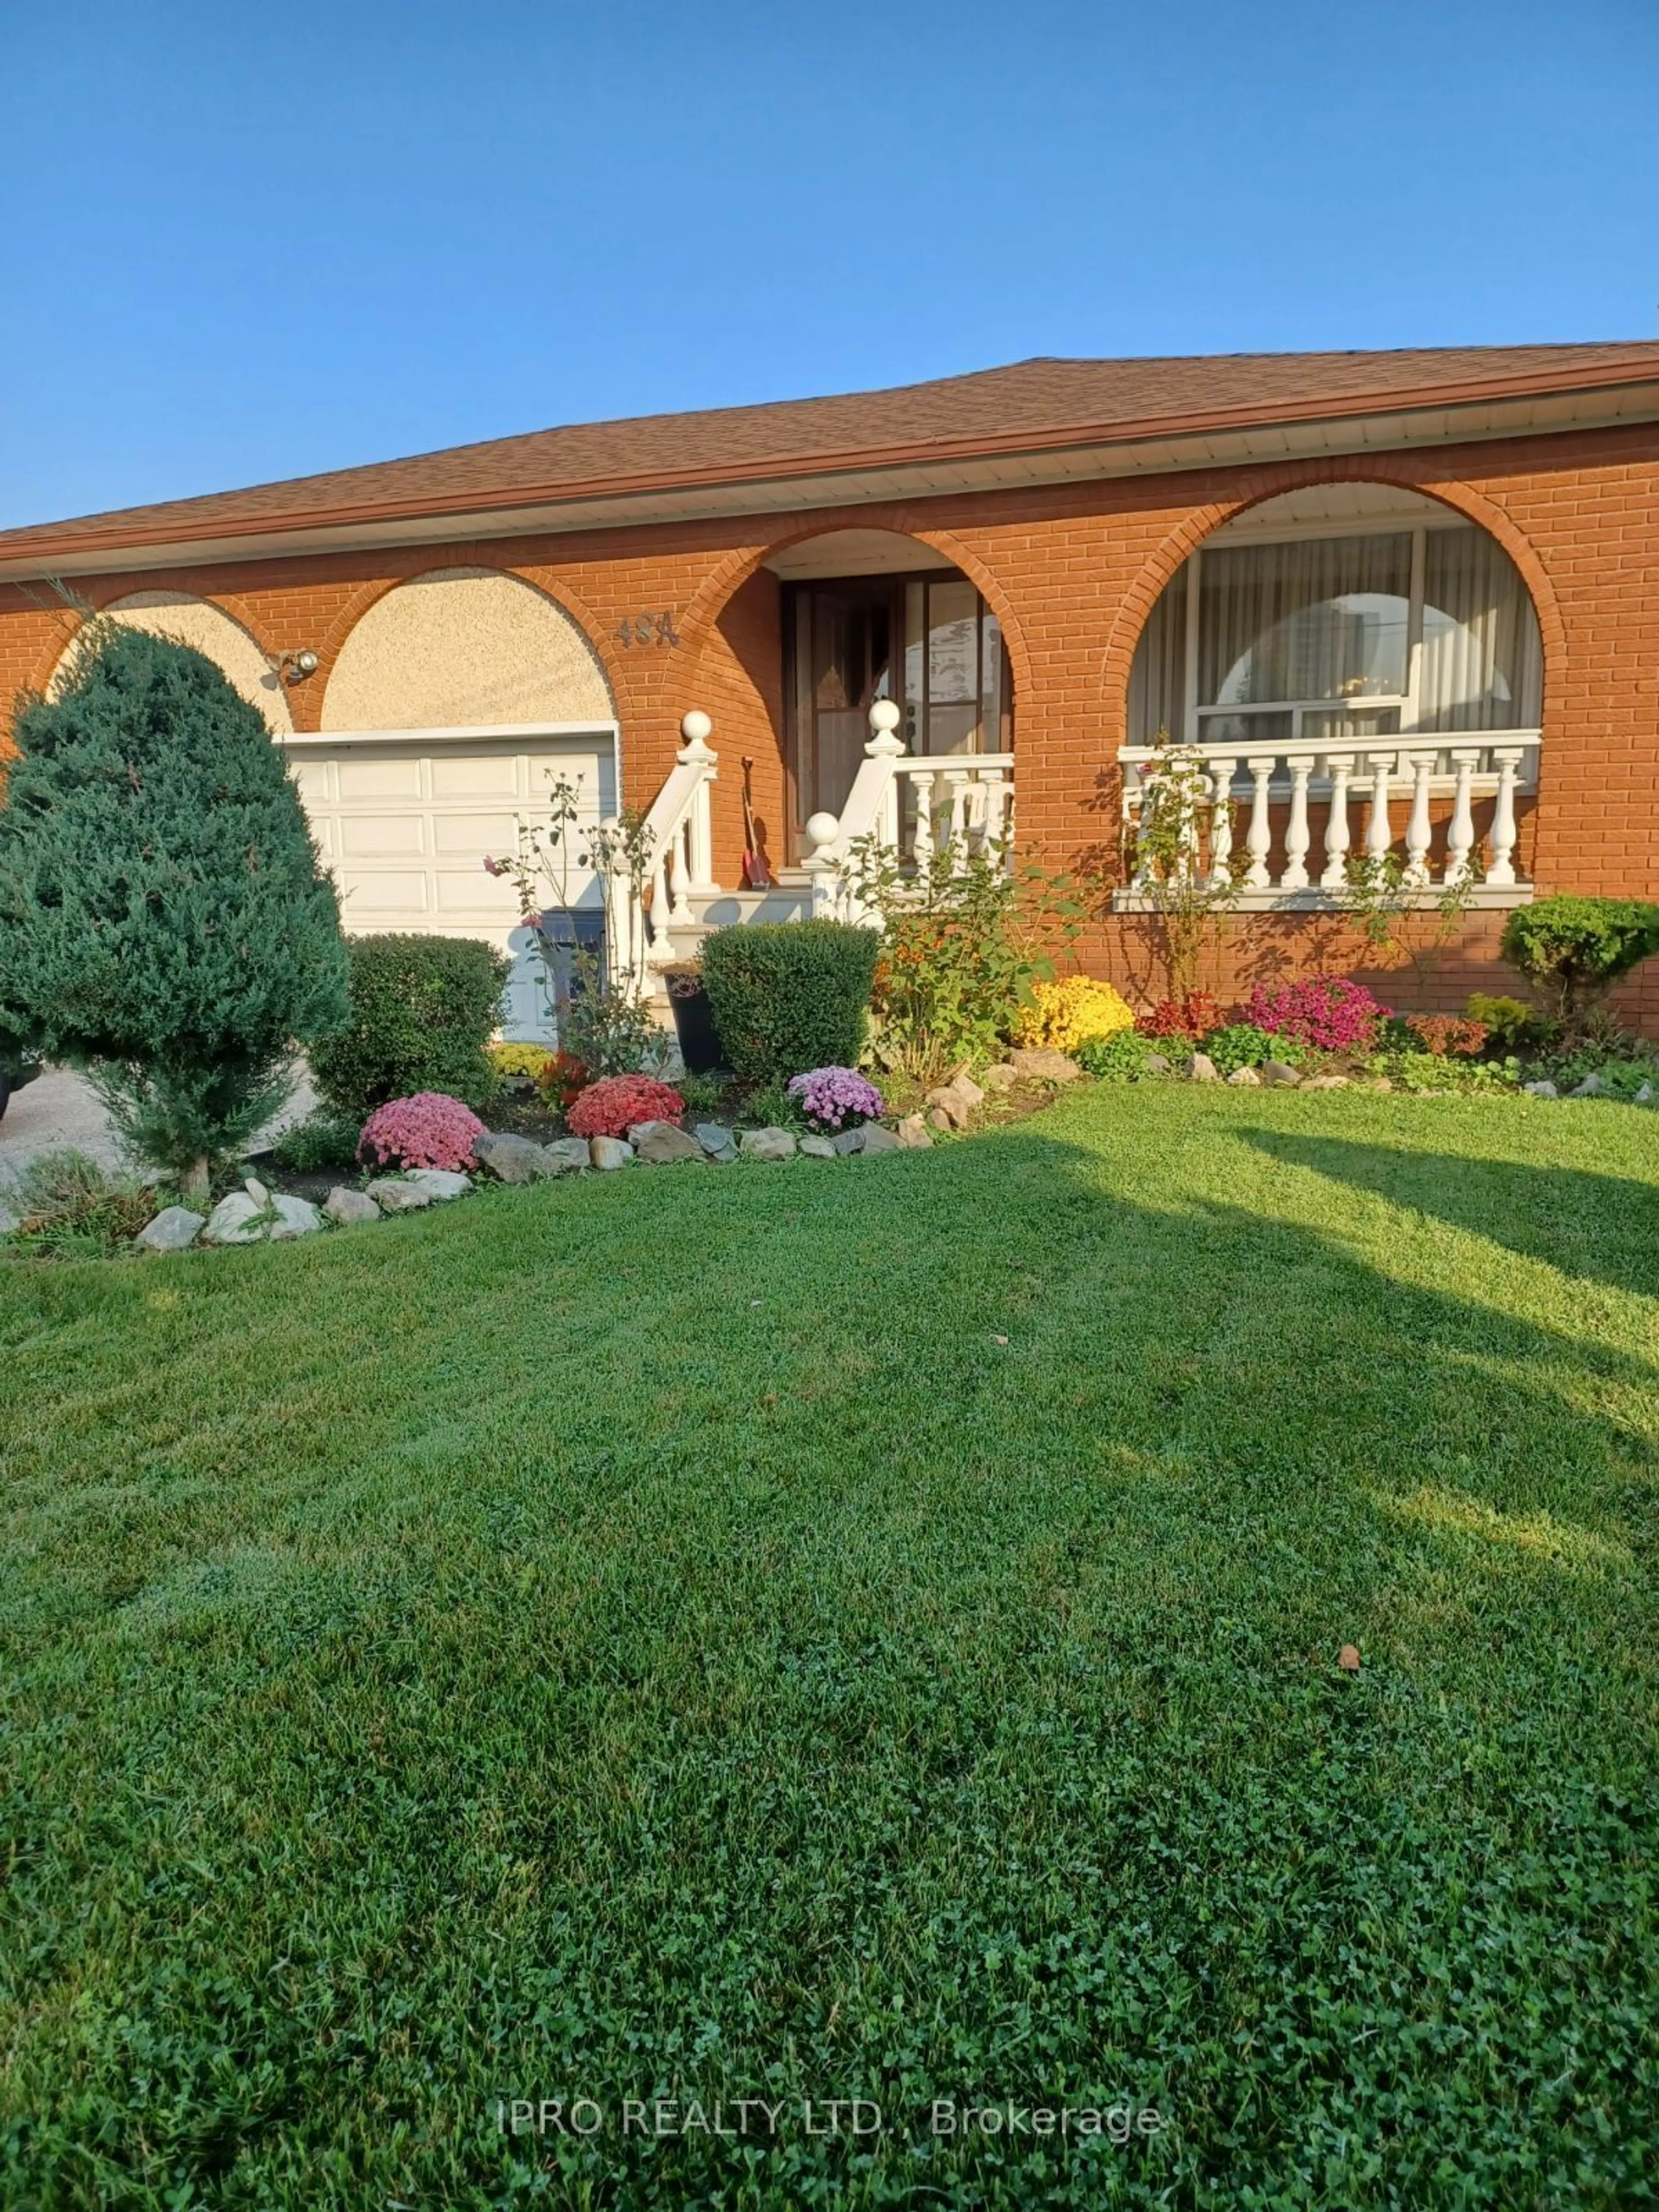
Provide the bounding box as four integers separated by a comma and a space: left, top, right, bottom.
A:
487, 1041, 553, 1080
1014, 976, 1135, 1053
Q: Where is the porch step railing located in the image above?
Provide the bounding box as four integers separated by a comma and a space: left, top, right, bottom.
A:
604, 711, 719, 988
1116, 735, 1539, 906
802, 702, 1016, 922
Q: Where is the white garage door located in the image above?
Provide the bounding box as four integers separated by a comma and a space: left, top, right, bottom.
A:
286, 723, 617, 1042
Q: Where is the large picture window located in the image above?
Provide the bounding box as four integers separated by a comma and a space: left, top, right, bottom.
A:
1129, 516, 1542, 747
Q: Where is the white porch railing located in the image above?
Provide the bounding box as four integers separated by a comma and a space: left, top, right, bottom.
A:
802, 702, 1016, 922
604, 711, 719, 987
1116, 734, 1539, 906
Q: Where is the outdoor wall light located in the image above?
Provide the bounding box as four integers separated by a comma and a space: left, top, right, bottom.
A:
270, 648, 319, 684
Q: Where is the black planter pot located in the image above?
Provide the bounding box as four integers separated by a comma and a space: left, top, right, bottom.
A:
665, 972, 722, 1075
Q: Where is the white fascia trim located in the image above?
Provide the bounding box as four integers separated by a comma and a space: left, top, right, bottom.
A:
280, 720, 620, 747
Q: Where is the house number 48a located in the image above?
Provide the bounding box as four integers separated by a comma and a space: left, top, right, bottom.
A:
617, 610, 680, 648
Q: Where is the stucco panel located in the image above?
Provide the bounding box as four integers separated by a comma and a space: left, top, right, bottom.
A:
321, 567, 614, 730
53, 591, 292, 734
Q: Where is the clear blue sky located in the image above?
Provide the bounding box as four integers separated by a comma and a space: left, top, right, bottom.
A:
3, 0, 1656, 528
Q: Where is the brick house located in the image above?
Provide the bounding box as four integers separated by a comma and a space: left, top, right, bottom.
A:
3, 342, 1657, 1036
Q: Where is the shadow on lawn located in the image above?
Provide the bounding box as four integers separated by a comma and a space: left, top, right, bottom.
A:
1230, 1123, 1659, 1301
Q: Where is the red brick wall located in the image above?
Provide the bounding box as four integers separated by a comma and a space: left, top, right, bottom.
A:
4, 418, 1656, 1022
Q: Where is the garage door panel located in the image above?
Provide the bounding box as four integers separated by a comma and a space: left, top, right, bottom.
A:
337, 757, 426, 803
289, 733, 611, 1041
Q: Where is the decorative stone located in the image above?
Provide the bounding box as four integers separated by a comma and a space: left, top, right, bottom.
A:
268, 1194, 324, 1239
474, 1131, 557, 1184
1008, 1047, 1081, 1083
947, 1072, 985, 1109
1144, 1052, 1173, 1075
1302, 1074, 1351, 1090
203, 1191, 266, 1245
798, 1135, 837, 1160
324, 1186, 381, 1225
831, 1126, 866, 1155
629, 1120, 706, 1165
894, 1114, 934, 1148
542, 1138, 593, 1173
1262, 1061, 1303, 1087
135, 1205, 204, 1253
1636, 1083, 1653, 1105
406, 1168, 471, 1201
1186, 1053, 1220, 1083
858, 1124, 903, 1154
926, 1106, 953, 1133
588, 1135, 635, 1171
1522, 1079, 1560, 1098
739, 1127, 797, 1161
693, 1122, 737, 1161
982, 1063, 1019, 1091
925, 1086, 970, 1129
1226, 1066, 1262, 1086
1570, 1073, 1603, 1097
366, 1179, 432, 1213
243, 1176, 271, 1208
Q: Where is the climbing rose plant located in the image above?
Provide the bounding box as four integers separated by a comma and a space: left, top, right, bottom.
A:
566, 1074, 685, 1141
358, 1093, 486, 1172
787, 1067, 885, 1130
1244, 976, 1388, 1053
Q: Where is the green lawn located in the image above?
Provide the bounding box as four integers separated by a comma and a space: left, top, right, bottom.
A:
2, 1087, 1656, 2209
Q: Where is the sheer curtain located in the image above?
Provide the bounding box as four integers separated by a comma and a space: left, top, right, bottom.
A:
1126, 569, 1186, 742
1419, 528, 1543, 731
1198, 534, 1411, 709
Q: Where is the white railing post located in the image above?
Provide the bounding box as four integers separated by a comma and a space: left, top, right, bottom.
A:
1364, 751, 1396, 868
1244, 756, 1276, 888
980, 764, 1010, 851
677, 709, 718, 893
1283, 751, 1317, 890
1445, 747, 1481, 884
1207, 757, 1237, 887
1487, 746, 1524, 887
1402, 750, 1436, 885
1320, 754, 1355, 890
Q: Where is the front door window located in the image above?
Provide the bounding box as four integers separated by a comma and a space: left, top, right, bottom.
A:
786, 572, 1012, 841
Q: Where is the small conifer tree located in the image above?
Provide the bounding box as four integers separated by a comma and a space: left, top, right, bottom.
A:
0, 621, 349, 1200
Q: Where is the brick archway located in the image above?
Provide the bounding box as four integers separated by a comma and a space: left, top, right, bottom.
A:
27, 580, 281, 703
677, 508, 1036, 718
1097, 456, 1567, 747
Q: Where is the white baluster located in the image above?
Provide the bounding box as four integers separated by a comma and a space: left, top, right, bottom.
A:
1282, 751, 1316, 890
801, 810, 842, 919
943, 768, 972, 867
910, 770, 936, 866
648, 852, 673, 960
1320, 754, 1355, 890
1445, 747, 1480, 884
1244, 755, 1276, 888
667, 827, 691, 925
1487, 747, 1524, 887
1206, 757, 1238, 886
980, 766, 1010, 852
677, 710, 718, 892
1364, 751, 1396, 867
1401, 750, 1435, 886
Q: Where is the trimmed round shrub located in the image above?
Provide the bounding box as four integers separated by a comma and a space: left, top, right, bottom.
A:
701, 921, 879, 1084
566, 1074, 685, 1141
358, 1092, 487, 1172
1243, 976, 1386, 1053
1501, 896, 1659, 1028
311, 934, 509, 1118
787, 1066, 885, 1130
1014, 975, 1135, 1054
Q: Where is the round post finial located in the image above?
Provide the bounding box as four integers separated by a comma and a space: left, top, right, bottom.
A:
866, 698, 905, 758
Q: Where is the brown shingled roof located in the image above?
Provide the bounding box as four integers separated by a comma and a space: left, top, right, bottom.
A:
8, 343, 1659, 560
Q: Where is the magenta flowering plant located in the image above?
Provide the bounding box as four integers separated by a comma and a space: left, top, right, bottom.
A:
786, 1066, 885, 1130
358, 1092, 487, 1173
1243, 976, 1389, 1053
